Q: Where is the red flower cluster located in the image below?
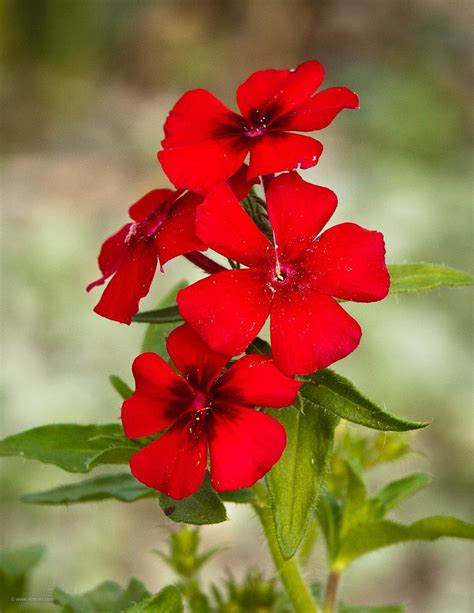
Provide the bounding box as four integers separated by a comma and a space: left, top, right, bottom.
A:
89, 60, 390, 497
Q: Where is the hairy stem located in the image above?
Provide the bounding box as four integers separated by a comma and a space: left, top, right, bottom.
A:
252, 483, 319, 613
323, 571, 341, 613
184, 251, 226, 274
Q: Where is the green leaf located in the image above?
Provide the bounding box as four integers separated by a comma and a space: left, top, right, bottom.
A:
266, 401, 338, 559
303, 369, 429, 431
126, 585, 183, 613
388, 263, 474, 294
54, 578, 150, 613
372, 473, 432, 516
22, 473, 154, 505
246, 336, 271, 356
132, 304, 183, 324
340, 462, 369, 537
141, 281, 187, 358
109, 375, 133, 400
219, 488, 256, 503
339, 605, 403, 613
0, 424, 139, 473
159, 474, 227, 525
242, 192, 273, 241
334, 516, 474, 570
0, 544, 45, 608
315, 491, 342, 562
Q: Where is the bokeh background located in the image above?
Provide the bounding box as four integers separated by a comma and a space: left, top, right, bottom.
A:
1, 0, 473, 611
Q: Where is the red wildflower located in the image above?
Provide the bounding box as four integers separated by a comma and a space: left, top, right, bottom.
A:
87, 166, 255, 324
158, 60, 359, 193
122, 324, 300, 499
178, 172, 390, 376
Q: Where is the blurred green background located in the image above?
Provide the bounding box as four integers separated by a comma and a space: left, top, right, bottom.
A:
1, 0, 473, 611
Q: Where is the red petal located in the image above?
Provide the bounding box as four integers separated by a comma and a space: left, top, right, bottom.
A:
177, 269, 272, 356
158, 139, 248, 194
128, 189, 176, 222
265, 172, 337, 261
93, 238, 157, 324
270, 290, 362, 375
215, 354, 301, 407
156, 192, 207, 266
236, 68, 291, 118
305, 223, 390, 302
122, 352, 192, 438
130, 413, 207, 499
159, 89, 247, 193
277, 87, 359, 132
227, 163, 260, 200
196, 183, 272, 267
237, 60, 324, 120
86, 224, 131, 292
248, 132, 322, 178
161, 89, 239, 147
209, 404, 286, 492
166, 324, 230, 389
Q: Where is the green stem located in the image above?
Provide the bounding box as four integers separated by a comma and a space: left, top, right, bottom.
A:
323, 571, 341, 613
252, 483, 320, 613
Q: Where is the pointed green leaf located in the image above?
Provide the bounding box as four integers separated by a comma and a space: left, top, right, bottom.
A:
339, 605, 403, 613
0, 544, 46, 609
334, 516, 474, 570
340, 462, 369, 537
140, 281, 187, 357
109, 375, 133, 400
246, 336, 271, 356
132, 304, 183, 324
303, 370, 429, 431
388, 263, 474, 294
53, 578, 150, 613
372, 473, 432, 516
242, 192, 273, 241
22, 473, 154, 505
0, 424, 139, 472
126, 585, 183, 613
159, 474, 227, 525
266, 401, 338, 559
219, 488, 256, 503
315, 490, 342, 561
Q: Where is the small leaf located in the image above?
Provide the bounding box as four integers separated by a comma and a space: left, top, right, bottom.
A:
132, 305, 183, 324
334, 516, 474, 570
316, 491, 342, 561
303, 370, 429, 431
53, 578, 150, 613
22, 473, 154, 505
0, 544, 45, 608
126, 585, 183, 613
266, 401, 338, 559
246, 336, 271, 356
219, 488, 256, 503
159, 473, 227, 525
109, 375, 133, 400
340, 462, 369, 537
339, 605, 403, 613
141, 281, 188, 358
372, 472, 432, 516
0, 424, 138, 473
242, 192, 273, 241
388, 263, 474, 294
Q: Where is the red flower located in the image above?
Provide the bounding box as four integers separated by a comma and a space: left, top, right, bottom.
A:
158, 60, 359, 193
87, 166, 255, 324
122, 324, 300, 499
178, 172, 390, 376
